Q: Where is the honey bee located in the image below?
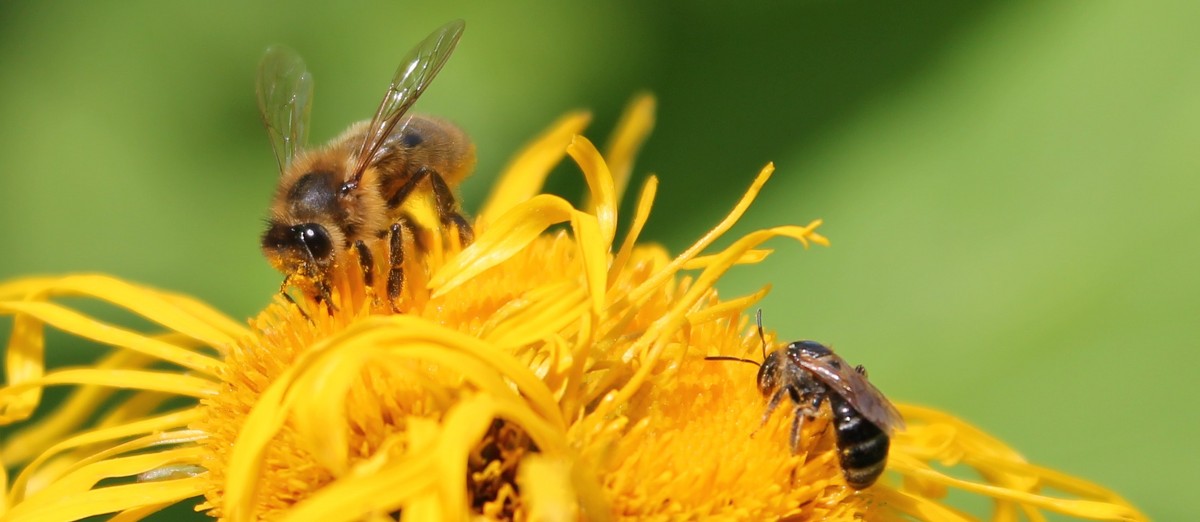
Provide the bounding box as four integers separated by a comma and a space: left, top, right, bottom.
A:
257, 20, 475, 305
707, 311, 906, 489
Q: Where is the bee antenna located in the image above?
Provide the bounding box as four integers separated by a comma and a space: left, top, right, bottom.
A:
756, 308, 768, 360
704, 355, 761, 368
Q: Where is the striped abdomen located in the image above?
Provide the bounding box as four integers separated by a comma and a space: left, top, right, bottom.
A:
829, 393, 890, 489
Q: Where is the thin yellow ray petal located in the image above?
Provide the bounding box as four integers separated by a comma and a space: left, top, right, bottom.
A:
649, 225, 817, 353
3, 312, 45, 423
222, 370, 292, 522
626, 163, 778, 305
109, 502, 178, 522
46, 430, 207, 484
607, 175, 657, 284
33, 390, 179, 494
279, 450, 438, 522
567, 135, 617, 247
556, 311, 594, 424
898, 404, 1032, 466
685, 285, 770, 326
1, 368, 216, 402
0, 301, 221, 375
590, 92, 655, 212
404, 417, 447, 521
9, 409, 202, 505
521, 459, 609, 522
682, 249, 773, 270
1003, 460, 1136, 507
430, 194, 575, 295
518, 455, 578, 522
602, 226, 820, 417
159, 291, 251, 340
340, 318, 565, 430
6, 475, 205, 522
16, 445, 205, 513
872, 485, 977, 522
1, 464, 9, 516
286, 354, 364, 475
1, 350, 153, 463
890, 454, 1146, 521
478, 111, 592, 229
2, 274, 239, 348
0, 277, 60, 299
433, 395, 496, 522
570, 212, 608, 317
94, 389, 175, 435
896, 403, 1112, 513
480, 283, 588, 351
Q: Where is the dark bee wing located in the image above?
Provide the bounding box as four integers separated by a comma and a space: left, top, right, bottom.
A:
257, 45, 313, 174
348, 20, 464, 187
794, 352, 907, 434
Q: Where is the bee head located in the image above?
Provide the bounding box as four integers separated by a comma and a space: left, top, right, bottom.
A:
261, 221, 335, 272
756, 350, 785, 397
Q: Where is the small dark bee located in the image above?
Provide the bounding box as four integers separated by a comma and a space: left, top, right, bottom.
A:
707, 311, 905, 489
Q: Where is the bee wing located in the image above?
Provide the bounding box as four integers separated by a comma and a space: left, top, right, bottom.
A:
348, 20, 465, 186
256, 45, 313, 174
795, 352, 907, 434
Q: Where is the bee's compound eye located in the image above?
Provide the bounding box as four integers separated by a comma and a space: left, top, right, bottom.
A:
296, 224, 333, 261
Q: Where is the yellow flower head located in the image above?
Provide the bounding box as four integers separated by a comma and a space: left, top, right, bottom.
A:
1, 95, 1146, 521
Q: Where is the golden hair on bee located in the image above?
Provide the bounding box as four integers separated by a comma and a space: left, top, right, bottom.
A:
257, 20, 475, 307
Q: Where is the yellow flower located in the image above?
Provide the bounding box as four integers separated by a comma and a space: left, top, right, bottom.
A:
0, 94, 1146, 521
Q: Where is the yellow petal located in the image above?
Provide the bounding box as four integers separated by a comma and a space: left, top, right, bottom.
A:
0, 301, 221, 375
1, 350, 154, 464
430, 194, 575, 295
477, 111, 592, 229
1, 368, 215, 406
567, 135, 618, 247
11, 446, 205, 520
590, 93, 655, 211
2, 274, 242, 347
9, 409, 201, 505
607, 175, 658, 284
5, 477, 206, 522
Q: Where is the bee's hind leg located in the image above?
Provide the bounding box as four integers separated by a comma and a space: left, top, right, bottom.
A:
425, 168, 473, 244
388, 167, 473, 245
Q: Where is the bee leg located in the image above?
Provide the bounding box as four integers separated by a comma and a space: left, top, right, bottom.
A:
278, 282, 313, 323
789, 409, 806, 454
754, 388, 788, 437
386, 219, 415, 311
315, 278, 335, 312
298, 263, 336, 313
425, 169, 474, 244
387, 167, 473, 244
354, 240, 374, 287
788, 393, 825, 453
400, 211, 425, 253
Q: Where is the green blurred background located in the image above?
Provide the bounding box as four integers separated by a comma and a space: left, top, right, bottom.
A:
1, 1, 1195, 519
